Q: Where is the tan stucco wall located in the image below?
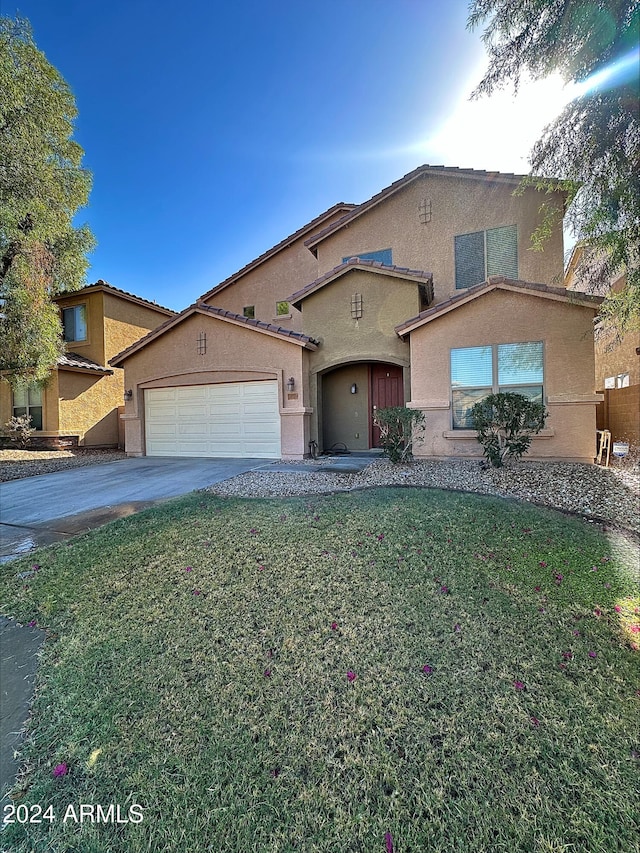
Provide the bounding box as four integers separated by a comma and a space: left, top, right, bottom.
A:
1, 291, 169, 445
0, 372, 60, 435
119, 313, 310, 458
103, 292, 173, 361
315, 173, 565, 306
56, 290, 106, 365
408, 289, 600, 462
58, 369, 124, 446
301, 269, 415, 374
299, 269, 413, 448
202, 209, 349, 330
594, 328, 640, 389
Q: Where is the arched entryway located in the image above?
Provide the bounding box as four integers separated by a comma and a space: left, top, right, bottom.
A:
320, 362, 405, 452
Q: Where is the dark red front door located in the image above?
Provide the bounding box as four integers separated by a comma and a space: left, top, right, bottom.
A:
370, 364, 404, 447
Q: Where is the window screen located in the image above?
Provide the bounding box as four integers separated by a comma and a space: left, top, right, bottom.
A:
455, 225, 518, 289
454, 231, 485, 290
487, 225, 518, 279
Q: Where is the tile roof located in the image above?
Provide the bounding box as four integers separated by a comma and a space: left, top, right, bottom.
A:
395, 276, 604, 336
109, 302, 319, 366
199, 202, 356, 302
288, 258, 433, 308
58, 352, 114, 374
196, 304, 319, 346
304, 165, 533, 251
55, 280, 176, 316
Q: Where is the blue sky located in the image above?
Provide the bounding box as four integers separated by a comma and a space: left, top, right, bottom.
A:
4, 0, 576, 311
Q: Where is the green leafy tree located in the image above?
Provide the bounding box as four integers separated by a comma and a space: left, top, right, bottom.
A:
0, 16, 94, 385
468, 0, 639, 338
471, 392, 547, 468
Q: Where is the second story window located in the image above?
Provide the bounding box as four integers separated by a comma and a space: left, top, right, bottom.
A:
243, 305, 255, 319
454, 225, 518, 289
342, 248, 393, 265
62, 305, 87, 342
276, 301, 290, 317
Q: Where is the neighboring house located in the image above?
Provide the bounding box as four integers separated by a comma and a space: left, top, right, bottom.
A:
565, 245, 640, 448
0, 281, 175, 447
111, 164, 603, 463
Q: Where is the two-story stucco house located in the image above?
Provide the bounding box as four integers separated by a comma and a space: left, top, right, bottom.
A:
0, 281, 175, 447
110, 165, 603, 463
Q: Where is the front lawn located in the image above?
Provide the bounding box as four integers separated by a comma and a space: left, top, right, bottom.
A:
1, 488, 638, 852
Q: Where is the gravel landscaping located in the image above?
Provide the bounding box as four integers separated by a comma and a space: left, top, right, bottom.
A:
1, 448, 638, 536
0, 448, 127, 482
209, 456, 640, 536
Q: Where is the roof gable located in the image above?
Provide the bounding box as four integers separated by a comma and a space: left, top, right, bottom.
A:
54, 280, 175, 317
395, 276, 603, 337
199, 202, 355, 302
304, 165, 529, 253
288, 258, 433, 309
109, 303, 319, 366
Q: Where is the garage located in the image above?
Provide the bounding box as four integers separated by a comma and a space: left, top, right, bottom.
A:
144, 381, 281, 458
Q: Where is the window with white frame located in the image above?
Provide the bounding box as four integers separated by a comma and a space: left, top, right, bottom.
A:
62, 304, 87, 342
451, 341, 544, 429
12, 384, 43, 430
454, 225, 518, 289
604, 373, 629, 389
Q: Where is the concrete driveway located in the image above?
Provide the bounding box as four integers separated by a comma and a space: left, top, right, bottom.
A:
0, 456, 271, 561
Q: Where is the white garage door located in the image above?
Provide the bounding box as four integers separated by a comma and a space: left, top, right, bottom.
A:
145, 381, 281, 458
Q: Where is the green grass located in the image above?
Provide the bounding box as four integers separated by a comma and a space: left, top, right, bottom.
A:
1, 487, 638, 853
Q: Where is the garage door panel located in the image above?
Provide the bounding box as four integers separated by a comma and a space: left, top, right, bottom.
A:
179, 404, 208, 418
179, 423, 209, 437
176, 387, 208, 400
145, 381, 280, 458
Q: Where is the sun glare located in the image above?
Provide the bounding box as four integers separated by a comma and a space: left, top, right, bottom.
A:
421, 68, 581, 173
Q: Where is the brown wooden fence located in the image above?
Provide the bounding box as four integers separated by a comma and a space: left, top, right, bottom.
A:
596, 385, 640, 447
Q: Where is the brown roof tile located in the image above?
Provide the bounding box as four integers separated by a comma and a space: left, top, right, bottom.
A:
109, 302, 319, 366
395, 276, 604, 336
55, 280, 176, 316
288, 258, 433, 307
199, 202, 355, 302
304, 165, 533, 251
58, 352, 114, 374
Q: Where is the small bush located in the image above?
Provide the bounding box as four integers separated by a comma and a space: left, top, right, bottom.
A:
471, 392, 547, 468
374, 406, 426, 463
3, 414, 35, 449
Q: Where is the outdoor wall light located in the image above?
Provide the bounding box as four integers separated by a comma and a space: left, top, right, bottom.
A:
350, 383, 358, 394
124, 389, 133, 402
287, 377, 295, 392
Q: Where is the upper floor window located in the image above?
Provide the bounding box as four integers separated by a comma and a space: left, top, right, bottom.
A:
342, 248, 393, 266
12, 384, 43, 430
451, 341, 543, 428
454, 225, 517, 289
62, 304, 87, 342
276, 301, 290, 316
243, 305, 255, 319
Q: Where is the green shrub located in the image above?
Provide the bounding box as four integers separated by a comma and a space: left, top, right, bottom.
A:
471, 392, 547, 468
374, 406, 425, 463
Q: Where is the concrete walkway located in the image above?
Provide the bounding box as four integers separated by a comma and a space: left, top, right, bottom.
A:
1, 617, 45, 808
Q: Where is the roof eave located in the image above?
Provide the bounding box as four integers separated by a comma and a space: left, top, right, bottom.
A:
395, 277, 604, 337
